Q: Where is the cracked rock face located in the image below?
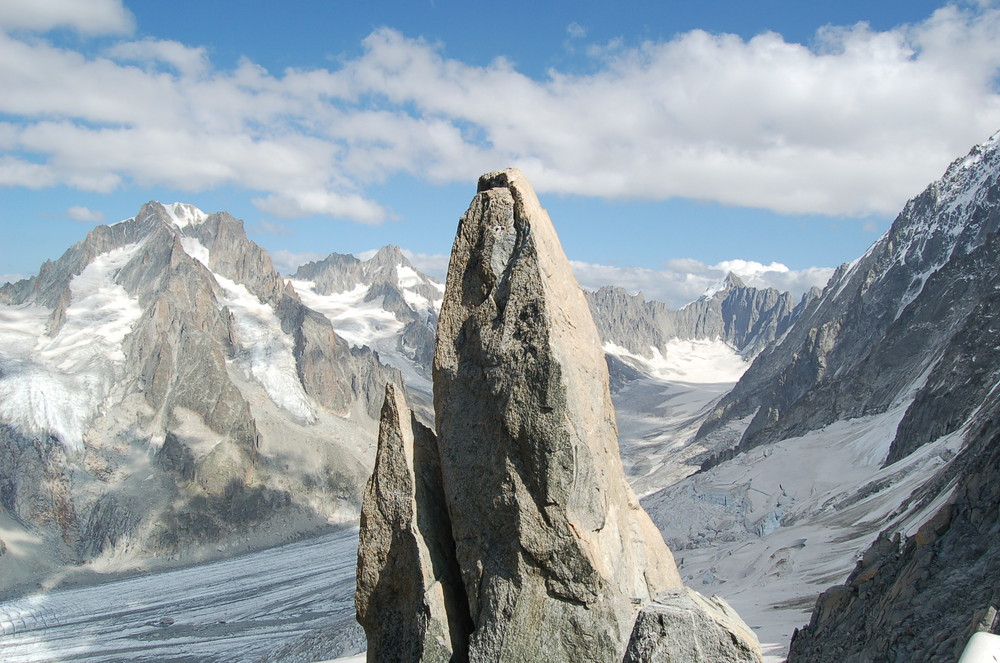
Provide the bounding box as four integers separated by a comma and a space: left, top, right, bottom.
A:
355, 383, 469, 663
623, 589, 762, 663
357, 168, 760, 663
433, 169, 683, 662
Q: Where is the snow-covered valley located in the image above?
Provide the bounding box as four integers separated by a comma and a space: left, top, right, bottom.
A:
645, 403, 966, 661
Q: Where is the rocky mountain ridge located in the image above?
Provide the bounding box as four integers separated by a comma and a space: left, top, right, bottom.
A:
779, 131, 1000, 661
0, 202, 398, 593
637, 130, 1000, 661
288, 245, 442, 414
0, 190, 805, 597
697, 131, 1000, 463
586, 273, 813, 362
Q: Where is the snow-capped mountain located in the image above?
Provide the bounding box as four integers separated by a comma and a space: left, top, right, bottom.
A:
641, 130, 1000, 661
288, 245, 442, 402
0, 202, 398, 594
586, 274, 812, 378
698, 130, 1000, 459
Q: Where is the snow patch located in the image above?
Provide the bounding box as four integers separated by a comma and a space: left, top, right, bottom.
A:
290, 280, 403, 349
605, 339, 749, 383
180, 237, 210, 267
163, 202, 208, 228
401, 289, 433, 315
395, 264, 422, 289
214, 274, 316, 423
0, 245, 143, 451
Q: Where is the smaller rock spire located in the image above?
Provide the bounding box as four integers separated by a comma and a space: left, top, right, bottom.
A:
355, 383, 470, 663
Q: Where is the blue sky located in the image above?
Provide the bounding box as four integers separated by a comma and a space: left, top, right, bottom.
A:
2, 0, 1000, 307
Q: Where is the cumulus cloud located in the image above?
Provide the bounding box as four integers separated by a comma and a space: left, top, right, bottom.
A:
2, 4, 1000, 222
249, 219, 292, 237
253, 190, 391, 225
570, 258, 835, 309
107, 39, 209, 77
66, 205, 105, 222
270, 249, 326, 275
0, 0, 133, 34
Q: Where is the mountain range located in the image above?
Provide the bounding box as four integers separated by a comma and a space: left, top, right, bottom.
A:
643, 131, 1000, 661
0, 203, 400, 593
0, 191, 801, 603
3, 130, 1000, 662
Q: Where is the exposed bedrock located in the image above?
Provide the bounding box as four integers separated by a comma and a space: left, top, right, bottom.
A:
356, 168, 760, 663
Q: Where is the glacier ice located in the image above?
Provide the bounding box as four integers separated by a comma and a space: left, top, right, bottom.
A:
214, 274, 317, 423
0, 245, 142, 451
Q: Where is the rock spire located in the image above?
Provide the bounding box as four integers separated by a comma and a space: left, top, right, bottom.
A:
433, 168, 682, 661
355, 383, 469, 662
357, 168, 760, 663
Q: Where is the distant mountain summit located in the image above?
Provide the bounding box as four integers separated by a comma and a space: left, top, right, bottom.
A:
0, 202, 398, 591
288, 245, 443, 408
586, 273, 811, 365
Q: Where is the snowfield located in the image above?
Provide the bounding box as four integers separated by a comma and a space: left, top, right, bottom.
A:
0, 245, 143, 451
644, 403, 967, 661
215, 273, 318, 424
605, 338, 750, 384
289, 278, 433, 394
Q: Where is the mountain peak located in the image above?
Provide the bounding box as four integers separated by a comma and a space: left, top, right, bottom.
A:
425, 167, 757, 661
161, 202, 208, 228
367, 244, 409, 270
724, 272, 747, 289
699, 271, 746, 300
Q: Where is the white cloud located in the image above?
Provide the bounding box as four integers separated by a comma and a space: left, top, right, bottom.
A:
269, 249, 326, 275
0, 273, 25, 285
249, 219, 292, 236
400, 249, 449, 280
713, 259, 788, 279
567, 22, 587, 39
0, 156, 55, 188
570, 258, 834, 309
253, 190, 390, 224
0, 0, 133, 35
66, 205, 105, 222
107, 39, 209, 77
1, 5, 1000, 221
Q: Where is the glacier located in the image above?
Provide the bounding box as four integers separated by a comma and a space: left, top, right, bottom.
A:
215, 273, 318, 424
0, 528, 362, 663
177, 229, 318, 423
0, 244, 143, 451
